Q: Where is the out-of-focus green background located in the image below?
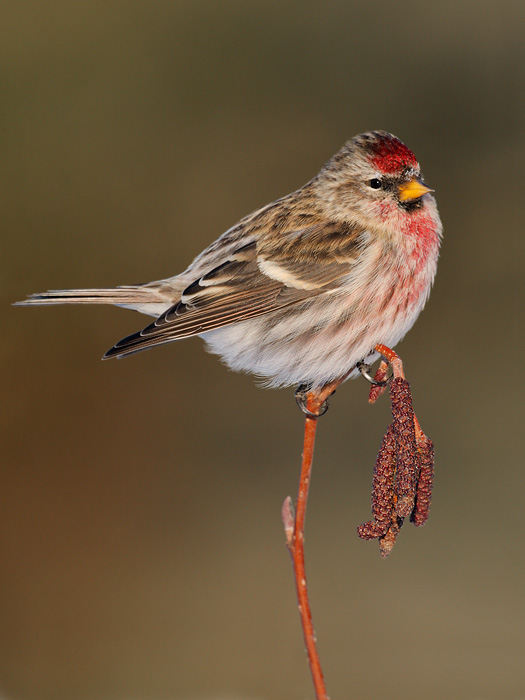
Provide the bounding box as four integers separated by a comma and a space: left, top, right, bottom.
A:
2, 2, 524, 699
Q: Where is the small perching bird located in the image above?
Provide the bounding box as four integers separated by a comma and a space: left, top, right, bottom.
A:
16, 131, 441, 389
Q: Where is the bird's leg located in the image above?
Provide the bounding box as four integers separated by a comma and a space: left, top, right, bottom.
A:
358, 345, 435, 556
283, 379, 346, 700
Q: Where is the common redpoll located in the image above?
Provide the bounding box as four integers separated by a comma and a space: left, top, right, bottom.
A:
17, 131, 442, 389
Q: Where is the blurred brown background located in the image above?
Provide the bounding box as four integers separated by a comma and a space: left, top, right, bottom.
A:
2, 1, 524, 699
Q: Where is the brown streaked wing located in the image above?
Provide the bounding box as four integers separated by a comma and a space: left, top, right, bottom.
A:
257, 219, 362, 289
104, 223, 362, 358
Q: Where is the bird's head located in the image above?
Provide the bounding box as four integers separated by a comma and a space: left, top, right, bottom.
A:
316, 131, 436, 232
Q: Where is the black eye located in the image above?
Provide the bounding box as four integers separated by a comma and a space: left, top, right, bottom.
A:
369, 178, 382, 189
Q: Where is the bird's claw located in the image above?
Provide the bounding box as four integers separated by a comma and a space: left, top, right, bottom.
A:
295, 384, 331, 418
357, 360, 392, 387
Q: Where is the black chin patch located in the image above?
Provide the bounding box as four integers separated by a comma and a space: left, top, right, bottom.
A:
399, 198, 424, 212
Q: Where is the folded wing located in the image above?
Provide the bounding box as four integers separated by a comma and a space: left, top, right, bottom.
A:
104, 221, 362, 358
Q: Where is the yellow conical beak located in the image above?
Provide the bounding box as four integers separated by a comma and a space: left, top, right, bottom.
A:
398, 178, 433, 202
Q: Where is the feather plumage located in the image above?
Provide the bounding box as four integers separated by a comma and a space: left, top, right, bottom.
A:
16, 131, 442, 388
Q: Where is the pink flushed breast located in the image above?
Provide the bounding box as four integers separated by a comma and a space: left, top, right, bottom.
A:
374, 198, 438, 249
368, 205, 439, 317
403, 206, 440, 254
400, 209, 440, 307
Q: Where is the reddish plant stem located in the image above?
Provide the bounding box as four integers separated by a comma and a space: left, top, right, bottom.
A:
283, 384, 341, 700
294, 413, 327, 700
375, 343, 405, 379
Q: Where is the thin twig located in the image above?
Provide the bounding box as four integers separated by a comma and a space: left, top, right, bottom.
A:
283, 384, 341, 700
